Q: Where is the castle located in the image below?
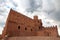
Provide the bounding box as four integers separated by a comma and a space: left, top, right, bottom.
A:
0, 9, 60, 40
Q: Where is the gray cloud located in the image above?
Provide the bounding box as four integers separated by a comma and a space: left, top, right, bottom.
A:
0, 0, 6, 7
48, 11, 60, 21
0, 0, 5, 4
26, 0, 42, 13
0, 8, 6, 13
42, 0, 60, 21
0, 22, 5, 27
9, 0, 18, 7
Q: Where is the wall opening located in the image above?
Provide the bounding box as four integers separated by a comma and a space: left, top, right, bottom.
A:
18, 26, 20, 29
31, 29, 32, 31
39, 27, 40, 29
25, 27, 27, 30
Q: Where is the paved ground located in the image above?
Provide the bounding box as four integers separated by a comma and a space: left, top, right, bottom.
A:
2, 36, 60, 40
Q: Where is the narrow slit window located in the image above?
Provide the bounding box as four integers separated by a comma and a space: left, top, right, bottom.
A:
39, 27, 40, 29
31, 29, 32, 31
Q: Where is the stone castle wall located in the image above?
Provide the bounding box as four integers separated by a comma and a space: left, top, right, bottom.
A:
1, 9, 58, 38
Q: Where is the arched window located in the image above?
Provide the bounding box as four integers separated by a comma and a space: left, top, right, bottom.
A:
39, 26, 42, 30
25, 27, 27, 30
18, 26, 20, 29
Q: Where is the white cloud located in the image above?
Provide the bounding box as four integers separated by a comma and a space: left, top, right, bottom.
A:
0, 26, 3, 34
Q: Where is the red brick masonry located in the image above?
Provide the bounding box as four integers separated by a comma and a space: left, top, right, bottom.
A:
1, 9, 58, 38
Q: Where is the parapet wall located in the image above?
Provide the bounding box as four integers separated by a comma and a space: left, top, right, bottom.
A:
3, 36, 60, 40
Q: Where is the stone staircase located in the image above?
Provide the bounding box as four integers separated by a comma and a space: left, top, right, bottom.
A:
2, 36, 60, 40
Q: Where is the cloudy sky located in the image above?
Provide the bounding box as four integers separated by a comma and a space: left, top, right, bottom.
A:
0, 0, 60, 35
